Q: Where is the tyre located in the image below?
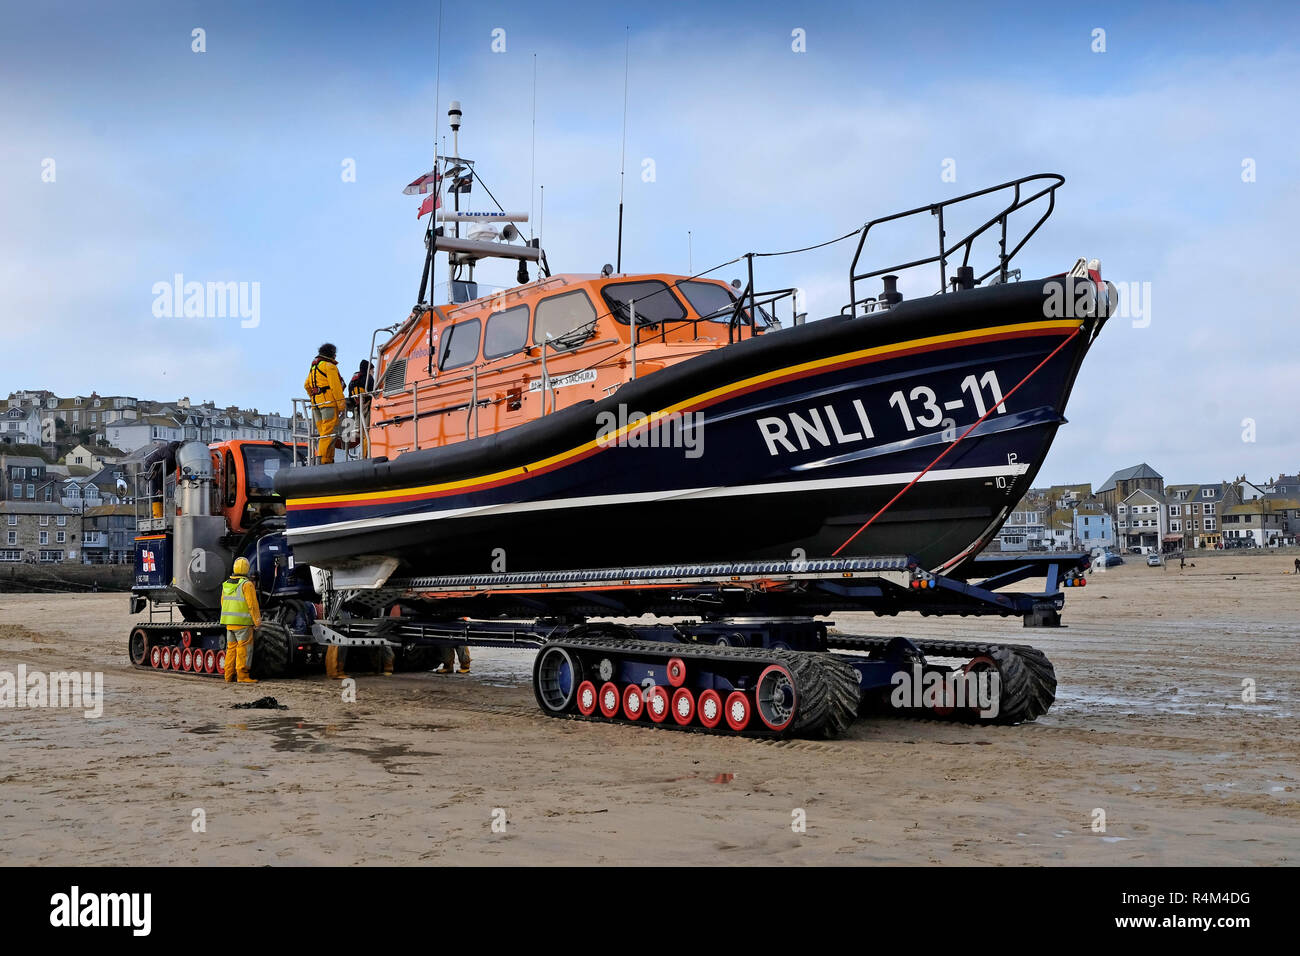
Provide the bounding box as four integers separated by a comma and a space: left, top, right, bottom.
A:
786, 652, 861, 739
396, 645, 442, 672
251, 620, 291, 678
128, 627, 150, 666
972, 646, 1056, 725
533, 644, 583, 715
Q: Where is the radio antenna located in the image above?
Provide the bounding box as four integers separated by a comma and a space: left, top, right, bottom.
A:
530, 53, 537, 243
417, 0, 444, 306
615, 26, 629, 274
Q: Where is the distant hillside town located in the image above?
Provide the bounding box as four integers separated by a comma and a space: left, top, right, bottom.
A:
993, 464, 1300, 555
1, 388, 291, 565
4, 388, 1296, 566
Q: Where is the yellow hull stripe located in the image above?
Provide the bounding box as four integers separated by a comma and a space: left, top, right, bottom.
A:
291, 319, 1081, 506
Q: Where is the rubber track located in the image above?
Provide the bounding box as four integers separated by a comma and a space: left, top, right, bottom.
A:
829, 634, 1057, 724
127, 621, 225, 677
537, 636, 861, 739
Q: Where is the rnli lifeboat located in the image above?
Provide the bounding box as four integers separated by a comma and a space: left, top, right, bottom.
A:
276, 111, 1109, 583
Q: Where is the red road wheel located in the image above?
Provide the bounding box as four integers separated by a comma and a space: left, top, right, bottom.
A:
646, 685, 670, 723
670, 687, 696, 726
724, 691, 751, 731
216, 648, 227, 674
181, 630, 192, 649
160, 646, 172, 670
598, 682, 621, 718
961, 656, 1000, 719
150, 645, 163, 668
665, 657, 687, 688
204, 649, 217, 674
576, 680, 598, 716
754, 664, 797, 732
697, 689, 724, 729
622, 684, 645, 720
170, 647, 183, 670
181, 647, 194, 672
931, 672, 958, 717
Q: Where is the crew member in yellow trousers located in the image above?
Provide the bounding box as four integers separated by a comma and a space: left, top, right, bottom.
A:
305, 343, 346, 464
220, 557, 261, 684
325, 644, 394, 679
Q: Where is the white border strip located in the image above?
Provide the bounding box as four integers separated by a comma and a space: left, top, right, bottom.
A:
286, 464, 1030, 541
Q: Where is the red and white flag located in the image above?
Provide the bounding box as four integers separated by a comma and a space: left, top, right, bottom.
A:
403, 169, 441, 195
418, 192, 441, 219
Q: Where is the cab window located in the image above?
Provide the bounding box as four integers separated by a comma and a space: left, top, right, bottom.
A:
438, 318, 482, 371
533, 290, 597, 350
483, 305, 530, 360
223, 451, 237, 508
681, 280, 737, 321
601, 280, 687, 325
242, 445, 293, 498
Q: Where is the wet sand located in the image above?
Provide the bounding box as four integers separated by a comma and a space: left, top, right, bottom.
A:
1, 553, 1296, 865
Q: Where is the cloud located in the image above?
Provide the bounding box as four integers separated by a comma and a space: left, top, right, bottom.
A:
1, 5, 1297, 488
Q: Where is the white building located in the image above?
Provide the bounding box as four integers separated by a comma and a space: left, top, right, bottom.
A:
1, 405, 45, 446
106, 416, 184, 452
1117, 488, 1167, 553
998, 508, 1049, 551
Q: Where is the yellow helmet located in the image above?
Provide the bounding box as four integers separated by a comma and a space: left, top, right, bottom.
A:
232, 557, 250, 576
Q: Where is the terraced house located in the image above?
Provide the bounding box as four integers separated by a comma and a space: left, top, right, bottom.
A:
1262, 474, 1300, 545
1116, 487, 1168, 553
1220, 478, 1288, 546
1164, 482, 1224, 550
0, 499, 77, 563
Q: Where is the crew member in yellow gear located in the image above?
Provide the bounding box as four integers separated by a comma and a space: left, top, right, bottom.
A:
220, 556, 262, 684
325, 643, 394, 679
305, 342, 346, 464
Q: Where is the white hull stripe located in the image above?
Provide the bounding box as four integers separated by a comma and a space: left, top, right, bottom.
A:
286, 464, 1031, 542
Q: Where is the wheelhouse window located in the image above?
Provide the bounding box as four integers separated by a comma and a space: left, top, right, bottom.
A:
680, 280, 737, 321
224, 450, 237, 508
601, 280, 686, 326
483, 305, 530, 360
534, 290, 598, 350
438, 318, 482, 371
242, 444, 294, 499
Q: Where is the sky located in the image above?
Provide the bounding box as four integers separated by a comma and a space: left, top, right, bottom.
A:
1, 0, 1297, 488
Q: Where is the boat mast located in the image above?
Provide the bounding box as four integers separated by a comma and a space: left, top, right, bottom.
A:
616, 27, 629, 274
448, 100, 462, 296
416, 0, 443, 307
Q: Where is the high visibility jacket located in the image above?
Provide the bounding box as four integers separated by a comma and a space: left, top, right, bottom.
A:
348, 370, 373, 399
305, 357, 346, 411
220, 575, 261, 628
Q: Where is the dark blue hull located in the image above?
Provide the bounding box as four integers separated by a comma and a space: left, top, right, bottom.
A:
279, 277, 1106, 576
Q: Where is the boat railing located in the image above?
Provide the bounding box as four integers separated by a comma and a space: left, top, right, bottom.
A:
845, 173, 1064, 316
289, 397, 368, 467
131, 458, 172, 533
719, 284, 795, 343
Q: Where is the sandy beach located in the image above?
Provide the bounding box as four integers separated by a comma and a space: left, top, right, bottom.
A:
1, 553, 1296, 866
